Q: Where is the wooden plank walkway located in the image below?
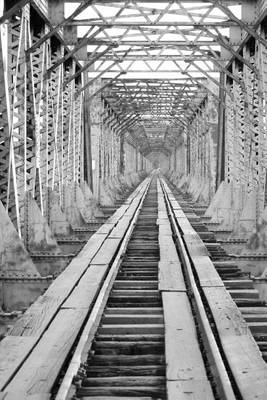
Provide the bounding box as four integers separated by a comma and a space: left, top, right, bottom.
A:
0, 178, 150, 396
204, 286, 267, 400
2, 176, 267, 400
161, 177, 267, 400
157, 181, 214, 400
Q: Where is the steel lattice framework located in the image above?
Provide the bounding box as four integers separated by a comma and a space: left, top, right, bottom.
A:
1, 0, 267, 234
58, 0, 264, 154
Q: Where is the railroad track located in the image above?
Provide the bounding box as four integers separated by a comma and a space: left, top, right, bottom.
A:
70, 181, 166, 399
1, 174, 267, 400
166, 179, 267, 361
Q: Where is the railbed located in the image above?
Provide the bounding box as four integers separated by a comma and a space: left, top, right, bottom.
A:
0, 174, 267, 400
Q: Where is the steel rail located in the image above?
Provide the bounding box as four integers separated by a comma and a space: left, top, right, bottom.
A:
53, 173, 237, 400
55, 176, 152, 400
159, 176, 237, 400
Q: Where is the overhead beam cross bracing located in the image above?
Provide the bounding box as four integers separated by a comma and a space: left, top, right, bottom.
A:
32, 0, 267, 154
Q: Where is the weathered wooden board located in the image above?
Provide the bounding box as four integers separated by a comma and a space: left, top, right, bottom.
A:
4, 392, 50, 400
159, 261, 186, 292
170, 203, 182, 211
92, 238, 121, 265
109, 216, 132, 238
173, 209, 187, 219
157, 207, 167, 215
107, 181, 148, 224
157, 197, 165, 208
169, 196, 223, 288
192, 256, 223, 287
157, 217, 170, 225
62, 264, 109, 309
158, 181, 181, 265
5, 309, 89, 396
124, 199, 141, 216
10, 233, 108, 337
95, 223, 115, 235
177, 218, 195, 235
204, 287, 267, 400
10, 294, 64, 338
158, 223, 173, 236
158, 210, 169, 220
158, 240, 179, 262
162, 292, 209, 381
184, 233, 209, 257
167, 379, 214, 400
106, 205, 129, 223
0, 337, 37, 390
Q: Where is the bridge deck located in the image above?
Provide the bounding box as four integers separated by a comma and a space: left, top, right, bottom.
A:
0, 175, 267, 400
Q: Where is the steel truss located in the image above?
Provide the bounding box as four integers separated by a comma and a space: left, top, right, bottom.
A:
1, 0, 267, 231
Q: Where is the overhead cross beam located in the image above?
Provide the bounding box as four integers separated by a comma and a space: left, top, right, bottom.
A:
88, 72, 126, 101
22, 0, 265, 152
86, 40, 219, 47
67, 21, 239, 27
64, 44, 116, 87
45, 27, 106, 76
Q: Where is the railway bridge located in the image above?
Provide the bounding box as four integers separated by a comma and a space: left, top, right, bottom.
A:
1, 1, 267, 399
